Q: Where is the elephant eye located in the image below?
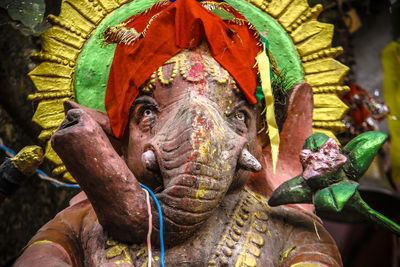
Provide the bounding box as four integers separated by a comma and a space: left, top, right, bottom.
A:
136, 106, 157, 133
143, 109, 154, 117
235, 111, 246, 122
225, 101, 251, 135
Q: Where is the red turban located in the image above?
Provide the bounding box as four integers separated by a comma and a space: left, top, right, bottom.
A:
105, 0, 261, 138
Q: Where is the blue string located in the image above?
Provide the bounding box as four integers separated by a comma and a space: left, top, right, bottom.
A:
0, 144, 16, 156
139, 183, 165, 267
36, 169, 81, 188
49, 182, 80, 188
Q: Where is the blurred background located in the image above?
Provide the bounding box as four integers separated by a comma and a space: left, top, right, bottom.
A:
0, 0, 399, 266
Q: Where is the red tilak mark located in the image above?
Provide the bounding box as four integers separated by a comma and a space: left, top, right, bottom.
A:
187, 153, 199, 161
197, 117, 205, 125
192, 176, 196, 181
187, 61, 207, 95
184, 163, 191, 172
189, 63, 205, 80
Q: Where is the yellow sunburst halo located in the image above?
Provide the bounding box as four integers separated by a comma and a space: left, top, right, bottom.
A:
28, 0, 349, 183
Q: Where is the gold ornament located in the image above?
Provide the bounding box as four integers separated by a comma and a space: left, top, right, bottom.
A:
29, 0, 349, 182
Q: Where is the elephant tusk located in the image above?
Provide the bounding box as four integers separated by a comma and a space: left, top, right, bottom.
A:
238, 149, 262, 172
142, 150, 159, 171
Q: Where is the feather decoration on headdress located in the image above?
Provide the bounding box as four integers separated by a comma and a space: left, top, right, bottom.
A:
104, 24, 140, 45
104, 13, 161, 45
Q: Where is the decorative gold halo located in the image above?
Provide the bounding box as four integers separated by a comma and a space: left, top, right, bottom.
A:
29, 0, 349, 182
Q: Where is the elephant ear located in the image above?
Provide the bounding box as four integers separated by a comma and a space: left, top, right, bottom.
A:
63, 100, 123, 155
247, 82, 314, 213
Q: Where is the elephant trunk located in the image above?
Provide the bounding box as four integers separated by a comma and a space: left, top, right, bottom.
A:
51, 97, 261, 245
144, 97, 249, 240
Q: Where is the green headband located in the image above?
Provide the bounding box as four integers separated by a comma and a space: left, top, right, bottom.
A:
73, 0, 303, 111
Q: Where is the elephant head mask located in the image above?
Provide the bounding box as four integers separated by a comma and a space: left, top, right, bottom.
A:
51, 43, 298, 244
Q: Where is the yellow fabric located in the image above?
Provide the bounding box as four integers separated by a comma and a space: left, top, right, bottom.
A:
256, 43, 280, 173
24, 240, 54, 251
382, 41, 400, 185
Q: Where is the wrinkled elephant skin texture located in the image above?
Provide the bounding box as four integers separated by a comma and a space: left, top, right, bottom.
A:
15, 47, 342, 266
52, 49, 255, 244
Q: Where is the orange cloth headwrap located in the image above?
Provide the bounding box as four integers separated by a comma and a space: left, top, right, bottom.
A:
105, 0, 261, 138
